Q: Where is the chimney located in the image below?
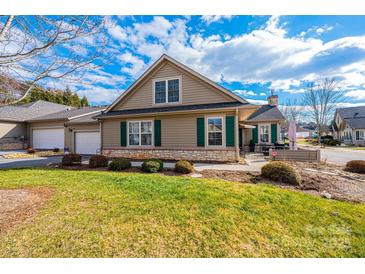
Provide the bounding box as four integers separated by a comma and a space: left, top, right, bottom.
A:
268, 95, 278, 106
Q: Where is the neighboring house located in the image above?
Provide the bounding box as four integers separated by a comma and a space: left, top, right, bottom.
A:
0, 101, 70, 150
281, 124, 314, 139
0, 100, 104, 153
332, 105, 365, 146
96, 54, 285, 162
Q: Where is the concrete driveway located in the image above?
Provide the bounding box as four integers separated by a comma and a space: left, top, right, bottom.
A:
0, 153, 91, 169
0, 155, 64, 169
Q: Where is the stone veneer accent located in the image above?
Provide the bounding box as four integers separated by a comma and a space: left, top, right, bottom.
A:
0, 140, 25, 150
103, 148, 237, 162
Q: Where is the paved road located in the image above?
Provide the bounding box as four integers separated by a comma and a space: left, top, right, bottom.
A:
320, 147, 365, 165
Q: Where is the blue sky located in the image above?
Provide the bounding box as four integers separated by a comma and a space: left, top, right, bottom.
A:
41, 15, 365, 107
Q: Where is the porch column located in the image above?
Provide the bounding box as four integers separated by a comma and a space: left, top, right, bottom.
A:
235, 108, 240, 162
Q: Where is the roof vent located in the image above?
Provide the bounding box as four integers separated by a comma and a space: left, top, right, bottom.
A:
354, 112, 359, 117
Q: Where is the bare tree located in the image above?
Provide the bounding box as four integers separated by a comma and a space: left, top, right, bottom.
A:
280, 98, 303, 122
303, 78, 344, 139
0, 15, 109, 104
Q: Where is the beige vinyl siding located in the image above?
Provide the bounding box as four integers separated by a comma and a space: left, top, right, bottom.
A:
114, 61, 235, 111
103, 119, 121, 148
0, 122, 26, 139
102, 111, 235, 149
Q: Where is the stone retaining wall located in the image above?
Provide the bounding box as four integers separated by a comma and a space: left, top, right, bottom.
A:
0, 140, 25, 150
103, 148, 237, 162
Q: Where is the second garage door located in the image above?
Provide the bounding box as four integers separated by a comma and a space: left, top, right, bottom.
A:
33, 128, 64, 149
75, 131, 100, 154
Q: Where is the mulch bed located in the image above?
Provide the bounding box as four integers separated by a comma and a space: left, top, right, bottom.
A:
0, 187, 54, 233
200, 162, 365, 203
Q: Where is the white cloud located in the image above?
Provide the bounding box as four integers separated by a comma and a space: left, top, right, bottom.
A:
119, 52, 147, 78
246, 99, 268, 105
108, 24, 128, 42
201, 16, 234, 25
345, 89, 365, 100
233, 90, 256, 97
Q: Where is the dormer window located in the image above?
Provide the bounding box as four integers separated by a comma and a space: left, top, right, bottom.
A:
153, 77, 181, 104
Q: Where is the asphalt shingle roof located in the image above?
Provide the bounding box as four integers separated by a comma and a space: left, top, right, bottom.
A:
0, 100, 70, 122
96, 102, 248, 118
67, 111, 104, 124
29, 106, 104, 122
247, 105, 285, 122
337, 105, 365, 129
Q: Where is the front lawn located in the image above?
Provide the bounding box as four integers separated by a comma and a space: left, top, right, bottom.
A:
0, 168, 364, 257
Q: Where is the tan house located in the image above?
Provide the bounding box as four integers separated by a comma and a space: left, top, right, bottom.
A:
0, 100, 104, 154
96, 54, 285, 162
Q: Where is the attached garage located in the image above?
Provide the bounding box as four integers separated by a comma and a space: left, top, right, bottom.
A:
32, 128, 64, 149
75, 131, 100, 154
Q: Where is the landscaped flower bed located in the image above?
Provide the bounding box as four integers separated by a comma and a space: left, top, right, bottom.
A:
1, 150, 64, 159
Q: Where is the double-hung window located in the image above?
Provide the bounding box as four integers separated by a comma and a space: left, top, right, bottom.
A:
356, 130, 364, 141
154, 77, 180, 104
259, 124, 270, 143
128, 121, 153, 146
207, 117, 223, 146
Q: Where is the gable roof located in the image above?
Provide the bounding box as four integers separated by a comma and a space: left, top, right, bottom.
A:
28, 106, 104, 122
0, 100, 70, 122
336, 105, 365, 129
105, 54, 247, 113
246, 105, 285, 122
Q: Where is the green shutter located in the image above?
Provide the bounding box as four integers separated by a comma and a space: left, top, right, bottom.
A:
252, 125, 258, 144
196, 117, 205, 147
120, 121, 127, 146
225, 116, 235, 147
154, 120, 161, 147
271, 124, 277, 144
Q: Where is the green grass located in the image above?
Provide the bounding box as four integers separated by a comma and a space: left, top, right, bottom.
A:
0, 168, 364, 258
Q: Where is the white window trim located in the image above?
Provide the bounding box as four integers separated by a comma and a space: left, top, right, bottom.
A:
205, 115, 225, 148
152, 76, 182, 105
127, 120, 154, 147
258, 123, 271, 144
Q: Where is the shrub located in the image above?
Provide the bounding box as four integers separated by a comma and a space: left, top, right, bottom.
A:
53, 148, 60, 153
108, 158, 131, 171
324, 139, 341, 146
261, 161, 301, 185
345, 160, 365, 174
175, 160, 194, 174
26, 147, 35, 154
89, 155, 108, 168
148, 158, 164, 171
62, 153, 82, 166
142, 159, 162, 173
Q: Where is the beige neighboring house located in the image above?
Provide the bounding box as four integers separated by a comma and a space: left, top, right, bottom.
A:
27, 107, 104, 154
0, 100, 104, 154
96, 54, 285, 162
332, 106, 365, 146
0, 101, 70, 150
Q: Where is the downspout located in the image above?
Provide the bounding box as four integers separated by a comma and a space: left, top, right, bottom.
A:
99, 120, 103, 155
235, 107, 240, 162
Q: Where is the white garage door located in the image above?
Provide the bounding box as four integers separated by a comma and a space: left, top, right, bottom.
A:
75, 131, 100, 155
33, 128, 64, 149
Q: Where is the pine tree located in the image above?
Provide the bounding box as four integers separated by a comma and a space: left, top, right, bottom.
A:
80, 96, 89, 107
